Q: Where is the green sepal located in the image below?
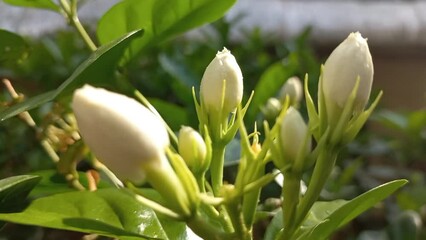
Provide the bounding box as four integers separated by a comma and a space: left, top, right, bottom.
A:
330, 77, 361, 146
317, 66, 328, 137
166, 148, 200, 214
342, 91, 383, 144
223, 91, 255, 143
304, 74, 320, 140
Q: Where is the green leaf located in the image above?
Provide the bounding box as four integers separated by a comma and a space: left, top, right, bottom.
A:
29, 170, 111, 198
97, 0, 236, 59
247, 61, 297, 124
3, 0, 59, 11
0, 29, 29, 63
372, 110, 407, 132
158, 217, 189, 240
0, 189, 172, 239
0, 175, 41, 213
130, 188, 190, 240
296, 179, 408, 240
158, 53, 198, 105
0, 29, 144, 121
300, 200, 348, 230
263, 209, 283, 240
158, 53, 199, 89
149, 98, 188, 131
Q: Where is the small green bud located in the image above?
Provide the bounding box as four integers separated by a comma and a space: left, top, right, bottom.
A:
322, 32, 374, 124
200, 47, 243, 115
178, 126, 208, 174
279, 76, 303, 106
278, 107, 311, 168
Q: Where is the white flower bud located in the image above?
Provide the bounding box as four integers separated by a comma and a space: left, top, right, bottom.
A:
322, 32, 374, 120
200, 47, 243, 115
279, 107, 311, 164
72, 85, 170, 184
279, 76, 303, 106
261, 98, 282, 121
178, 126, 208, 174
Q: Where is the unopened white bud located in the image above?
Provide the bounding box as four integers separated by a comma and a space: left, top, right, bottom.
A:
200, 47, 243, 115
261, 98, 282, 121
322, 32, 374, 121
279, 107, 311, 164
72, 85, 170, 184
279, 76, 303, 106
178, 126, 208, 174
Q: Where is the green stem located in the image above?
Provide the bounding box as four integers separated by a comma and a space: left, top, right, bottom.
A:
218, 205, 235, 233
187, 213, 233, 240
129, 189, 182, 220
225, 198, 252, 240
60, 0, 97, 51
241, 163, 264, 228
211, 142, 226, 196
198, 203, 234, 234
195, 173, 207, 192
242, 188, 261, 229
291, 148, 338, 237
144, 159, 191, 217
70, 14, 97, 51
281, 172, 301, 239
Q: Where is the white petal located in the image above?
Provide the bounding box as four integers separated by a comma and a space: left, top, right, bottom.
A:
72, 85, 169, 183
200, 48, 243, 114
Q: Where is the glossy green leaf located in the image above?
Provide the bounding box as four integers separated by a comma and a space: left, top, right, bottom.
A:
0, 29, 29, 63
3, 0, 59, 11
97, 0, 236, 59
247, 61, 297, 124
0, 175, 41, 213
158, 53, 199, 89
263, 209, 282, 240
158, 217, 189, 240
130, 188, 190, 240
372, 110, 407, 132
158, 53, 198, 105
299, 200, 347, 230
0, 29, 144, 121
149, 98, 188, 131
296, 179, 408, 240
29, 170, 111, 198
0, 189, 171, 239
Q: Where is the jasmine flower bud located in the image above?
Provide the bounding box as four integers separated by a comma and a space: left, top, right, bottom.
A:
279, 76, 303, 106
261, 98, 282, 122
322, 32, 374, 122
200, 47, 243, 115
279, 107, 311, 167
178, 126, 208, 174
72, 85, 170, 184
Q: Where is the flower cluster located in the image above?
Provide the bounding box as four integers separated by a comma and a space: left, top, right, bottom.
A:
71, 32, 380, 240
